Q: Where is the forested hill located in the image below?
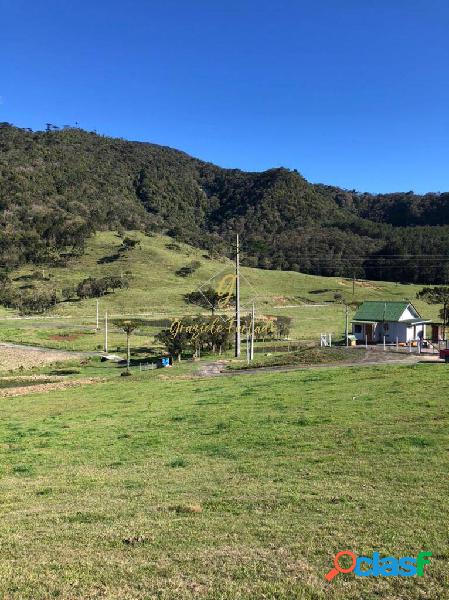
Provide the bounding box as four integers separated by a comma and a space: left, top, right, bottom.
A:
1, 122, 449, 284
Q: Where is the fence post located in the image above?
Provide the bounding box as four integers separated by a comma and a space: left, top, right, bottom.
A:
383, 336, 386, 351
396, 336, 398, 350
365, 335, 368, 349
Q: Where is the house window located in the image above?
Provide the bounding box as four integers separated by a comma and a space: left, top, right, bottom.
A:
354, 325, 362, 333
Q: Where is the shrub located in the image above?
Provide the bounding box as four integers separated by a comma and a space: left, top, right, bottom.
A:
175, 260, 201, 278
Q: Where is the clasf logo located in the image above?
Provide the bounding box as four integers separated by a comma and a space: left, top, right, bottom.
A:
325, 550, 432, 581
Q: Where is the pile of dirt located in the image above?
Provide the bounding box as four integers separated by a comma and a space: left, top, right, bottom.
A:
48, 334, 82, 341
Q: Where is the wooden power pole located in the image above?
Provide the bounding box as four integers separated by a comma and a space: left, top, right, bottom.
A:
345, 303, 349, 347
235, 234, 241, 357
250, 302, 255, 360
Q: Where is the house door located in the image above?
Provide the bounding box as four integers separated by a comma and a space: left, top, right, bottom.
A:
365, 324, 374, 343
431, 325, 439, 343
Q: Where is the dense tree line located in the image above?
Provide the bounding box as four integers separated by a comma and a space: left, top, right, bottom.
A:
0, 273, 129, 314
1, 123, 449, 284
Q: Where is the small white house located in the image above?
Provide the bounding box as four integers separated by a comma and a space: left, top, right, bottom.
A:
352, 301, 430, 344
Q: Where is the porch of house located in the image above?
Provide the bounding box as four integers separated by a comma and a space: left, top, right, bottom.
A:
352, 321, 427, 344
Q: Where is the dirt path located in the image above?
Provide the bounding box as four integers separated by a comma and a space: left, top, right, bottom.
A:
196, 360, 229, 377
196, 352, 440, 378
0, 342, 97, 356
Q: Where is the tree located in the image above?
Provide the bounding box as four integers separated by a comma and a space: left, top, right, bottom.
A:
17, 288, 58, 314
156, 315, 234, 359
417, 286, 449, 339
275, 316, 292, 339
206, 317, 233, 354
184, 287, 233, 315
75, 276, 129, 299
112, 318, 148, 372
76, 277, 101, 299
155, 325, 191, 361
62, 286, 75, 301
120, 237, 140, 251
0, 270, 10, 289
105, 275, 129, 292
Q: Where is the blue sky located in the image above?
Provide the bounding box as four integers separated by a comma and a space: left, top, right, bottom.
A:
1, 0, 448, 193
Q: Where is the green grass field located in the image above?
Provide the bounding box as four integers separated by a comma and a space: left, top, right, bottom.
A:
0, 362, 447, 599
0, 231, 441, 353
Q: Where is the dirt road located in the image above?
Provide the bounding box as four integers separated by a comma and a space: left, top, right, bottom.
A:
196, 351, 440, 378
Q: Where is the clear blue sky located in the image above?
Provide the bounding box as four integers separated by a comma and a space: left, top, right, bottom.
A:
1, 0, 448, 193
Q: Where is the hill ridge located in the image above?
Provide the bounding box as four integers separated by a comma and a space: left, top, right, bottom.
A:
1, 122, 449, 284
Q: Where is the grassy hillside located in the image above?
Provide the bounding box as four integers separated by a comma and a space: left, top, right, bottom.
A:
0, 231, 440, 351
0, 363, 447, 598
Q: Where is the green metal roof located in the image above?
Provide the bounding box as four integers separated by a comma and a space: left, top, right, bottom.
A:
353, 301, 419, 322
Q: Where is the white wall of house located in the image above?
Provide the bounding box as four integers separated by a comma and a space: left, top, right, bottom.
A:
352, 322, 380, 342
399, 306, 419, 321
412, 323, 426, 341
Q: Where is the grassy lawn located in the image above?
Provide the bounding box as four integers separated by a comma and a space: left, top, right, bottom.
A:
0, 363, 447, 599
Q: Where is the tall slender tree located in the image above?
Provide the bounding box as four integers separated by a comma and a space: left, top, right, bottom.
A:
112, 318, 148, 372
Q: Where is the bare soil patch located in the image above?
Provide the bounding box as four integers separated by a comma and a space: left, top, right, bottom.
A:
0, 377, 105, 398
0, 344, 84, 371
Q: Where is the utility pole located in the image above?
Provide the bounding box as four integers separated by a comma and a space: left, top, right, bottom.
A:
444, 302, 447, 343
235, 234, 241, 357
250, 302, 255, 360
96, 299, 99, 330
104, 311, 108, 353
345, 303, 349, 347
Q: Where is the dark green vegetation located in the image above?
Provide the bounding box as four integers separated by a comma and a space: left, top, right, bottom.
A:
184, 287, 234, 315
417, 285, 449, 326
0, 363, 447, 598
2, 123, 449, 284
0, 273, 130, 314
0, 377, 55, 388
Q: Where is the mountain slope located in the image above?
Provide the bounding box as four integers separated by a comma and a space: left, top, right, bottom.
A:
1, 123, 449, 283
